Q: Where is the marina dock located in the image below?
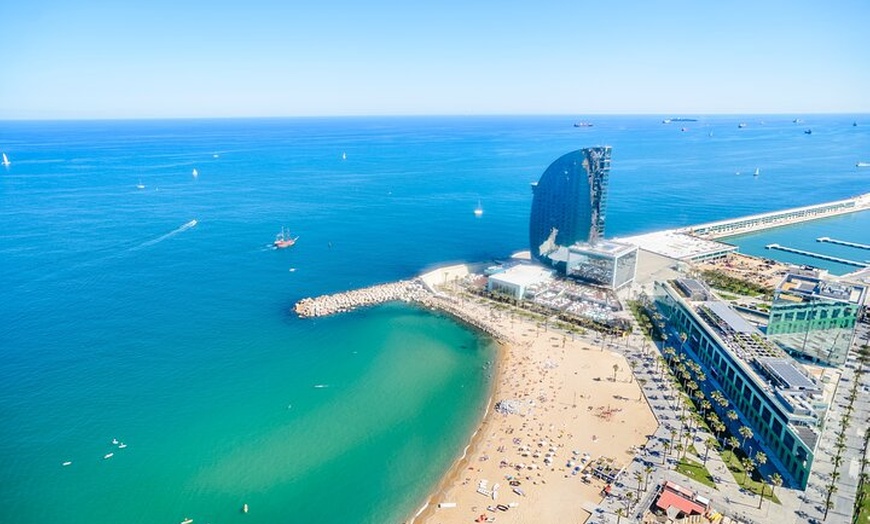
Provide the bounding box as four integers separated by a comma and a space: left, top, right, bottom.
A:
764, 243, 869, 268
816, 237, 870, 251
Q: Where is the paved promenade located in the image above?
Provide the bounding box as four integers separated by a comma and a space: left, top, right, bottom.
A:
573, 318, 869, 524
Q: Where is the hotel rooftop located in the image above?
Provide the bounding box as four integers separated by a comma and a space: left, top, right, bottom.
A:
617, 230, 736, 262
776, 272, 867, 306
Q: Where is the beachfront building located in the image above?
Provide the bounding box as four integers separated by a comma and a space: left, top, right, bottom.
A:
766, 272, 866, 366
565, 240, 638, 290
653, 279, 825, 489
486, 264, 554, 301
529, 146, 611, 269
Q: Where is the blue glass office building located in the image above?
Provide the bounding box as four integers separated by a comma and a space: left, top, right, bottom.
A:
529, 147, 611, 270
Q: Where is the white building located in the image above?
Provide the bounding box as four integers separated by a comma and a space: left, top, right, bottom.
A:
486, 264, 554, 300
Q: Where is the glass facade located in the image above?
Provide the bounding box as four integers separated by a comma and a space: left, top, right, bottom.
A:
566, 242, 637, 289
529, 147, 611, 268
766, 274, 864, 366
653, 280, 820, 489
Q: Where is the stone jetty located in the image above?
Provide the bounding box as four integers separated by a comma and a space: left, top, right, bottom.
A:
293, 278, 518, 345
294, 280, 429, 317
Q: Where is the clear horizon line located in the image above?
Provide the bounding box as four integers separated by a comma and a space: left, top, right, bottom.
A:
1, 111, 869, 122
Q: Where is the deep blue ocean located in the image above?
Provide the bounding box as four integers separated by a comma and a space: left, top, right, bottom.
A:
1, 115, 868, 524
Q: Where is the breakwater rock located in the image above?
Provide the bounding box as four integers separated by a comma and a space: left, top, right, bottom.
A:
293, 279, 518, 345
294, 280, 429, 317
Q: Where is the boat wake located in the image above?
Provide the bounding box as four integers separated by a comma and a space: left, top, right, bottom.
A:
133, 220, 198, 250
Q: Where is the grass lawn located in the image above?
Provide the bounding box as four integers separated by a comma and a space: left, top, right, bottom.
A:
721, 450, 781, 504
676, 457, 717, 489
856, 482, 869, 523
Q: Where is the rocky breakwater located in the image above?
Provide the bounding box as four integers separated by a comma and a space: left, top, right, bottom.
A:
294, 279, 429, 318
293, 277, 518, 345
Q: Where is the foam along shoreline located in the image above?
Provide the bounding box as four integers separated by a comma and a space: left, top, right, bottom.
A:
294, 270, 656, 523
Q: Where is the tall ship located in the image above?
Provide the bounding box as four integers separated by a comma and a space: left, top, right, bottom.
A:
273, 227, 298, 249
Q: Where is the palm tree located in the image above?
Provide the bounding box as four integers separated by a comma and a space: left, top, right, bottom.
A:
754, 452, 768, 507
823, 484, 838, 520
769, 472, 782, 500
754, 451, 767, 470
726, 410, 738, 425
703, 437, 717, 465
663, 346, 676, 368
701, 399, 712, 419
633, 470, 644, 496
712, 421, 726, 445
740, 456, 754, 485
678, 331, 688, 356
738, 426, 753, 450
644, 465, 654, 491
727, 436, 740, 461
624, 491, 636, 511
612, 363, 619, 382
615, 507, 626, 524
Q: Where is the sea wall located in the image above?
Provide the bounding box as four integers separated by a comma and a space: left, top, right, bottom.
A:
293, 278, 518, 345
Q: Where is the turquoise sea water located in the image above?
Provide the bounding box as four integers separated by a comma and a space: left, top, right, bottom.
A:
1, 115, 868, 523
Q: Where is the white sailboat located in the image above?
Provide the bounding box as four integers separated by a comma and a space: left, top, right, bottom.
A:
753, 168, 760, 177
1, 153, 10, 167
474, 200, 483, 217
136, 179, 146, 189
192, 168, 199, 178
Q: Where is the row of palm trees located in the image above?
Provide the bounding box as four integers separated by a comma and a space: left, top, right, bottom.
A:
853, 343, 870, 523
658, 333, 783, 507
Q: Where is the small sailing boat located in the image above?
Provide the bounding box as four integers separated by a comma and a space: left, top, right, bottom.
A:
273, 227, 298, 249
242, 503, 249, 514
136, 179, 146, 189
753, 168, 760, 177
341, 152, 347, 160
1, 153, 10, 167
473, 200, 483, 217
192, 168, 198, 178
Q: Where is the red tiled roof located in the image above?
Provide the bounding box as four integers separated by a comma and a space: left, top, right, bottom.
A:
655, 489, 706, 516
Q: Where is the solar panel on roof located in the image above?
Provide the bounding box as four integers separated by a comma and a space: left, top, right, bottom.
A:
758, 357, 817, 390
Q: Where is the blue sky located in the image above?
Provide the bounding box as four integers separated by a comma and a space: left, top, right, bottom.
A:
1, 0, 868, 119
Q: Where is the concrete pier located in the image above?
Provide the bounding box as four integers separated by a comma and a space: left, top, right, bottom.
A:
682, 192, 870, 239
764, 243, 869, 268
816, 236, 870, 251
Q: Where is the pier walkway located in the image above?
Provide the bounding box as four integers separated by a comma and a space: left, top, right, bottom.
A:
682, 192, 870, 239
817, 236, 870, 251
764, 243, 869, 268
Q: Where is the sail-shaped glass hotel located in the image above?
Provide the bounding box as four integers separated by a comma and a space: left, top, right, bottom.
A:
528, 146, 635, 289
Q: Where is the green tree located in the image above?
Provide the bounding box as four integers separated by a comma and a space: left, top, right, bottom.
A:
739, 426, 753, 450
754, 452, 768, 507
727, 436, 740, 461
741, 456, 754, 484
703, 437, 717, 466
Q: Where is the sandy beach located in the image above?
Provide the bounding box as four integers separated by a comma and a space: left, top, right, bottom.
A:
409, 305, 657, 524
294, 279, 658, 523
